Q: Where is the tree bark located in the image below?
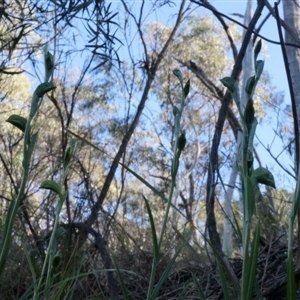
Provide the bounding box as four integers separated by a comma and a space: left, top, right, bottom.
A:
282, 0, 300, 270
283, 1, 300, 124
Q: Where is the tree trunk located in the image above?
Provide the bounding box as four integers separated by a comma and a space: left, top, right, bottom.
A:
283, 1, 300, 123
283, 0, 300, 269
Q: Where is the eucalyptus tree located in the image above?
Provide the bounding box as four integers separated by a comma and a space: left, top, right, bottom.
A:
139, 14, 240, 250
1, 0, 297, 297
137, 2, 279, 256
78, 0, 192, 250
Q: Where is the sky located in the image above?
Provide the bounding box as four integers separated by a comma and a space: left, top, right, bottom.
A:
214, 0, 288, 94
174, 0, 294, 189
40, 0, 293, 191
131, 0, 294, 189
216, 1, 294, 189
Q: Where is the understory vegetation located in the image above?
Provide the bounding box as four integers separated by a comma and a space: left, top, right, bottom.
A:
0, 1, 300, 299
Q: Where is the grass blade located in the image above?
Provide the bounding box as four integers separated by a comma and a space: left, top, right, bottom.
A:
23, 242, 38, 296
120, 162, 167, 201
143, 196, 159, 262
217, 260, 231, 300
176, 280, 191, 300
111, 254, 130, 300
150, 243, 185, 300
192, 273, 206, 300
143, 195, 160, 299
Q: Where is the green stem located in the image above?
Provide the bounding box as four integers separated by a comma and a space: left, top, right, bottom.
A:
158, 180, 176, 250
0, 107, 36, 276
34, 193, 66, 300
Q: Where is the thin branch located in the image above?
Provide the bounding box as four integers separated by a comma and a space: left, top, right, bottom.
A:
256, 134, 296, 180
264, 0, 300, 46
121, 0, 149, 63
195, 0, 238, 59
191, 0, 300, 48
175, 58, 242, 140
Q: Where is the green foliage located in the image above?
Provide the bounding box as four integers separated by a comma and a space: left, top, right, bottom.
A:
0, 3, 297, 299
0, 46, 79, 299
37, 139, 77, 300
252, 167, 276, 188
6, 115, 27, 132
0, 46, 56, 277
287, 165, 300, 298
221, 40, 276, 300
111, 70, 190, 300
40, 180, 63, 197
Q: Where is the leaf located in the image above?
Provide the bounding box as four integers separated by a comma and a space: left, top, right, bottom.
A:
119, 162, 167, 202
220, 77, 241, 108
252, 167, 276, 189
55, 226, 66, 238
255, 60, 264, 80
177, 132, 186, 151
143, 196, 159, 264
34, 82, 56, 98
40, 180, 62, 196
183, 79, 190, 98
220, 77, 235, 94
245, 76, 256, 97
151, 243, 185, 299
245, 176, 256, 221
111, 254, 130, 300
246, 222, 260, 300
24, 131, 39, 167
0, 197, 16, 276
22, 242, 37, 284
254, 39, 262, 62
176, 281, 192, 300
192, 274, 206, 300
6, 115, 27, 132
244, 99, 255, 133
63, 139, 77, 172
217, 261, 231, 300
247, 117, 258, 156
51, 254, 61, 269
173, 69, 183, 85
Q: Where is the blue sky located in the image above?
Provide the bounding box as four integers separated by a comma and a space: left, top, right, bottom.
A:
47, 0, 293, 190
193, 1, 294, 189
146, 0, 294, 189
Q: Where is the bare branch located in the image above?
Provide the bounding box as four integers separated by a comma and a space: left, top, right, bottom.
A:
175, 58, 242, 139
191, 0, 300, 48
264, 0, 300, 46
191, 0, 238, 60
